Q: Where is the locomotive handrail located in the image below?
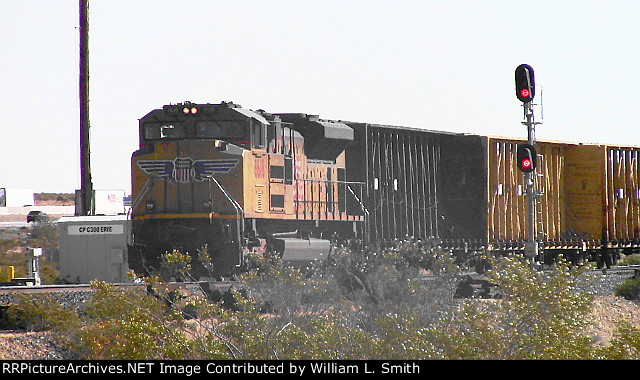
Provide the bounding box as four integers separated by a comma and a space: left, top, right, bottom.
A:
129, 178, 154, 214
347, 183, 370, 244
300, 179, 365, 185
346, 183, 369, 216
205, 175, 244, 217
205, 175, 245, 266
127, 179, 155, 245
297, 178, 367, 219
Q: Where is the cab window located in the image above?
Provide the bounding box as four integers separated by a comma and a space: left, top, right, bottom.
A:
196, 120, 246, 139
144, 122, 186, 140
252, 121, 265, 149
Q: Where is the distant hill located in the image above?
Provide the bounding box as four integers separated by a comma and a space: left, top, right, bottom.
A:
35, 193, 75, 206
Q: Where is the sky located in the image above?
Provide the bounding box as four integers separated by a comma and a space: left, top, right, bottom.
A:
1, 0, 639, 193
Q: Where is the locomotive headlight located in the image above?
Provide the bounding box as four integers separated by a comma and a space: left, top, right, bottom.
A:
145, 199, 156, 211
214, 139, 227, 150
182, 106, 199, 114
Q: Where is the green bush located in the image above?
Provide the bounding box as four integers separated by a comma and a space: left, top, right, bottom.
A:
598, 320, 640, 359
615, 277, 640, 300
426, 257, 597, 359
6, 293, 81, 332
618, 254, 640, 266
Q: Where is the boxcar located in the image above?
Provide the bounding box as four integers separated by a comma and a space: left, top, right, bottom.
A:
439, 135, 586, 255
343, 122, 451, 245
439, 135, 640, 265
565, 144, 640, 253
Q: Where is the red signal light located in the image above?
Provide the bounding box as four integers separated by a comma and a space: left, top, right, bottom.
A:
516, 143, 537, 173
515, 64, 535, 103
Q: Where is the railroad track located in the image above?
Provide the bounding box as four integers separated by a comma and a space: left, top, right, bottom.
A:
452, 264, 640, 299
0, 280, 242, 307
1, 265, 637, 304
590, 264, 640, 275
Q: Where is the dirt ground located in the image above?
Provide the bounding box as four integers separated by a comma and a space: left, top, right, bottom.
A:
586, 295, 640, 346
0, 331, 74, 360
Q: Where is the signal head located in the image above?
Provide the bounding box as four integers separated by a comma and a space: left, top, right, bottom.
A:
515, 64, 535, 103
517, 143, 537, 173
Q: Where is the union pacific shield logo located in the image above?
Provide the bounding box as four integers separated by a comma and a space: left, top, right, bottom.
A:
173, 157, 194, 183
137, 157, 239, 183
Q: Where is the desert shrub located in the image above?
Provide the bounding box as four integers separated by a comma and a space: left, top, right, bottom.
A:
598, 320, 640, 359
71, 280, 198, 359
619, 254, 640, 266
422, 256, 597, 359
6, 293, 81, 332
12, 242, 640, 359
615, 276, 640, 301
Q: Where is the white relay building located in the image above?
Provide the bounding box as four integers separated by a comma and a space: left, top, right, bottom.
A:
57, 215, 131, 283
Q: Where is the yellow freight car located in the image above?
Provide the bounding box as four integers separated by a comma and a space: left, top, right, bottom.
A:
440, 135, 640, 266
565, 144, 640, 257
439, 135, 576, 254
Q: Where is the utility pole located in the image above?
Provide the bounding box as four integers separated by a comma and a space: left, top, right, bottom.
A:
78, 0, 93, 215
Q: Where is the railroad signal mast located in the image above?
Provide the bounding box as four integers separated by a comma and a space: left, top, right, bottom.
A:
515, 64, 540, 262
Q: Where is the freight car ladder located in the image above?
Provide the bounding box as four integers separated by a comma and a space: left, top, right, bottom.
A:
533, 154, 546, 255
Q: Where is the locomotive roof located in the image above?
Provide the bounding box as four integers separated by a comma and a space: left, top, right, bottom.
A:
143, 102, 640, 149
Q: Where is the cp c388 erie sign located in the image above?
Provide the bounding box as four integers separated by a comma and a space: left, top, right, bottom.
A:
68, 224, 125, 235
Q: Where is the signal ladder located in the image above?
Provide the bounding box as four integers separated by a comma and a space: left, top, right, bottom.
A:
532, 153, 546, 259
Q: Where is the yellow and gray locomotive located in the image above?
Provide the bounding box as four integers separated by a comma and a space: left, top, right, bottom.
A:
129, 101, 364, 278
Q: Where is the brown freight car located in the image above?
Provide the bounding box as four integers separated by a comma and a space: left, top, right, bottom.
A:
439, 134, 588, 264
440, 134, 640, 267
